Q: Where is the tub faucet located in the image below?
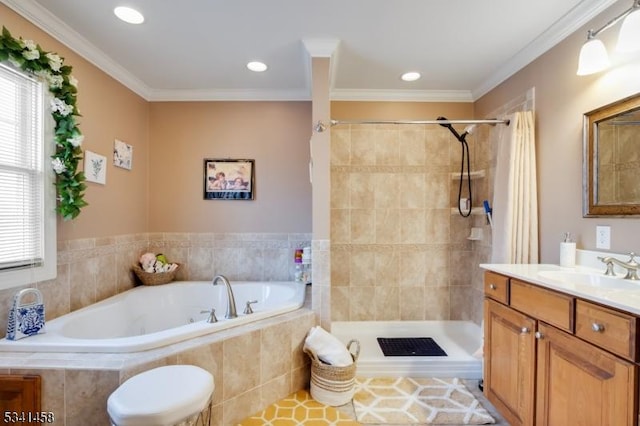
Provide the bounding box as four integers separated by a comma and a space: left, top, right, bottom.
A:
212, 275, 238, 319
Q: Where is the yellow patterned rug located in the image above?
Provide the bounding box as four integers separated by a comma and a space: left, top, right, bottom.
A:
239, 389, 360, 426
353, 377, 495, 425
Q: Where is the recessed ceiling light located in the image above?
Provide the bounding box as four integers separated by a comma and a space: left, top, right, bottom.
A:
401, 71, 421, 82
114, 6, 145, 24
247, 61, 268, 72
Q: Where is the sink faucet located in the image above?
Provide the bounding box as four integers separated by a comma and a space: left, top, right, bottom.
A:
599, 253, 639, 280
213, 275, 237, 319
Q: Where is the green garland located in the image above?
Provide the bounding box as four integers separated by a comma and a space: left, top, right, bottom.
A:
0, 26, 87, 220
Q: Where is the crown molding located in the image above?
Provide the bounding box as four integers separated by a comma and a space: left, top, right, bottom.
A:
147, 88, 311, 102
330, 89, 474, 103
472, 0, 619, 100
1, 0, 153, 99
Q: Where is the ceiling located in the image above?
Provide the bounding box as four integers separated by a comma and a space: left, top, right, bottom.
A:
2, 0, 619, 102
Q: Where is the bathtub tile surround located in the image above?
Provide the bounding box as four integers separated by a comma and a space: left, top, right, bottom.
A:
330, 124, 493, 323
0, 232, 311, 339
0, 306, 316, 426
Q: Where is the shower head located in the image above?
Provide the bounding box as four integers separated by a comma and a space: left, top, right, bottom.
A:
437, 116, 464, 142
463, 124, 477, 135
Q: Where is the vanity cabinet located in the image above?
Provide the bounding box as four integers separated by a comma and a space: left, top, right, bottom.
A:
483, 271, 639, 426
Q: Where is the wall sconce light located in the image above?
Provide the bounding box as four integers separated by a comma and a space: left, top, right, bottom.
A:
577, 0, 640, 76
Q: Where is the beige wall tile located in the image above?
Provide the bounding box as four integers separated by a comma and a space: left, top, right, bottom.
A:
331, 128, 351, 166
350, 173, 375, 208
399, 209, 426, 244
261, 322, 292, 382
331, 286, 350, 321
399, 286, 425, 320
330, 246, 351, 285
375, 130, 399, 165
350, 249, 376, 286
375, 287, 400, 320
65, 369, 120, 426
350, 209, 376, 244
374, 249, 399, 287
351, 129, 377, 165
399, 128, 426, 166
223, 329, 261, 400
223, 387, 262, 426
331, 172, 351, 209
330, 209, 350, 244
349, 287, 375, 320
399, 174, 426, 209
177, 341, 224, 406
375, 173, 400, 208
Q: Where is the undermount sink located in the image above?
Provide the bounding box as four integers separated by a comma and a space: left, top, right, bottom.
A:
537, 270, 640, 291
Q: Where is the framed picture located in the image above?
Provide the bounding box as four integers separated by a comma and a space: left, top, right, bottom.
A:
203, 158, 255, 200
113, 139, 133, 170
84, 150, 107, 184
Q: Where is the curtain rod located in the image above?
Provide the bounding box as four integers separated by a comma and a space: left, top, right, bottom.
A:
313, 118, 510, 132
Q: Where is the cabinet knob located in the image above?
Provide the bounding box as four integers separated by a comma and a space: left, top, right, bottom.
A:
521, 327, 530, 334
535, 331, 544, 339
489, 284, 497, 290
591, 323, 605, 332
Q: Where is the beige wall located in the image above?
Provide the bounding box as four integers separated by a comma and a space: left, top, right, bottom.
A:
148, 101, 312, 233
2, 4, 151, 241
476, 1, 640, 262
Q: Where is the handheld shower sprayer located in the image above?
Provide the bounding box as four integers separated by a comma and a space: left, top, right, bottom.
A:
438, 116, 473, 217
437, 116, 464, 142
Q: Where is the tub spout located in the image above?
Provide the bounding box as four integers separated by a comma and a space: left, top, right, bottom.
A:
213, 275, 237, 319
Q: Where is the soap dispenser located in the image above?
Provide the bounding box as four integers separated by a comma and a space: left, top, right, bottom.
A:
559, 232, 576, 268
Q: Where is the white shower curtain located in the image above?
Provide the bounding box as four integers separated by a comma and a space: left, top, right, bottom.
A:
491, 110, 539, 264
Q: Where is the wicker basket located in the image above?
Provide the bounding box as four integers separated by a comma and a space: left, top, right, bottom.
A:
132, 264, 179, 286
305, 339, 360, 406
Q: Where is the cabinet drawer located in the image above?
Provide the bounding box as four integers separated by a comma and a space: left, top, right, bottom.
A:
575, 299, 639, 362
484, 271, 509, 304
510, 280, 574, 332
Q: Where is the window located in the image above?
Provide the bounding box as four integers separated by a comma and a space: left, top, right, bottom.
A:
0, 63, 56, 290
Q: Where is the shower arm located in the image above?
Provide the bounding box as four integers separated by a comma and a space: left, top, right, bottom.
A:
314, 118, 510, 132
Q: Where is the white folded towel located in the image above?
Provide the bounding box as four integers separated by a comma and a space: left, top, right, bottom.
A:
303, 326, 353, 367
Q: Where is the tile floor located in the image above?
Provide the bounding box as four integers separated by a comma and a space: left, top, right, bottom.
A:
238, 380, 508, 426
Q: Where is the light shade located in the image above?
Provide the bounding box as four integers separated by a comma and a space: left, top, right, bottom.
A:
617, 9, 640, 52
577, 38, 610, 75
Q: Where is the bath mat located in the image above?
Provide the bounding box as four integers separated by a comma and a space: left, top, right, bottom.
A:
238, 389, 360, 425
353, 377, 495, 425
377, 337, 447, 356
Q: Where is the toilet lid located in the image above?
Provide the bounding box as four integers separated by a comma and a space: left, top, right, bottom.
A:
107, 365, 214, 426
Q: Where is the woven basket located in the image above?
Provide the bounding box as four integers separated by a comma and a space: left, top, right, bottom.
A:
132, 264, 179, 286
305, 339, 360, 406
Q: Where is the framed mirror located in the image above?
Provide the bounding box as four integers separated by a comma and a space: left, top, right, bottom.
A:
583, 92, 640, 216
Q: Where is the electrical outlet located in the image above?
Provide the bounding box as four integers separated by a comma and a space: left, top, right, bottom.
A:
596, 225, 611, 250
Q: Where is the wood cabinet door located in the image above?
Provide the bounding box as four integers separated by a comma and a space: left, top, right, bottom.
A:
535, 322, 638, 426
484, 299, 536, 426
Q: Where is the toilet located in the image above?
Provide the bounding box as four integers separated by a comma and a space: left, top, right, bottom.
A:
107, 365, 214, 426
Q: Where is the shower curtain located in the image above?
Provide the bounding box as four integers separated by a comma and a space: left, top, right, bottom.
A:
491, 110, 539, 264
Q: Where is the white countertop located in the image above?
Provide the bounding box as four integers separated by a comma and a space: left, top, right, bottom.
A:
480, 262, 640, 316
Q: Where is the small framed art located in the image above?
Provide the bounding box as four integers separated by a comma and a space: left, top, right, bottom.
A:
84, 150, 107, 184
203, 158, 255, 200
113, 139, 133, 170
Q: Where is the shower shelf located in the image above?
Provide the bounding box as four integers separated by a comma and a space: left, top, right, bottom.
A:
450, 207, 485, 215
450, 170, 485, 180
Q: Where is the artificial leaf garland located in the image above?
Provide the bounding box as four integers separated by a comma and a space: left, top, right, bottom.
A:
0, 26, 87, 220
